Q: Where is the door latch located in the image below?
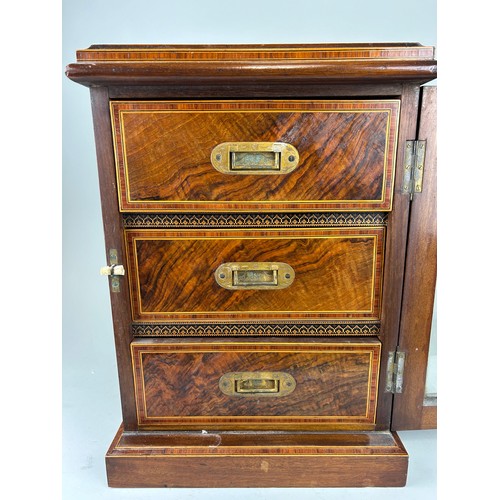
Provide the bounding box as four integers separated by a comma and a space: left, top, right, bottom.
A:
100, 249, 125, 292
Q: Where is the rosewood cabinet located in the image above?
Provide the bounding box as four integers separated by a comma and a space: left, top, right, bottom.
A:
66, 43, 437, 488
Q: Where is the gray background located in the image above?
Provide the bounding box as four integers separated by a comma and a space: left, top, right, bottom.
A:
62, 1, 437, 498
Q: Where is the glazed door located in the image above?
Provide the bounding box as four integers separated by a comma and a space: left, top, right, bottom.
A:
391, 86, 437, 430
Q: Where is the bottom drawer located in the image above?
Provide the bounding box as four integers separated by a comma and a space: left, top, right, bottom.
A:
131, 338, 381, 430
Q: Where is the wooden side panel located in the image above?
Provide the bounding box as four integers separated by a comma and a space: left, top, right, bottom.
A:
131, 340, 380, 430
124, 227, 385, 322
89, 87, 137, 429
111, 100, 399, 212
392, 86, 437, 430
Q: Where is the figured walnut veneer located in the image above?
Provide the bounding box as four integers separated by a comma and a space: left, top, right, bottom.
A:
125, 227, 385, 322
111, 101, 399, 212
131, 339, 380, 430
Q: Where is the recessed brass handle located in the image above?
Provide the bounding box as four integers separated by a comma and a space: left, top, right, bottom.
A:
219, 371, 296, 397
215, 262, 295, 290
211, 142, 299, 174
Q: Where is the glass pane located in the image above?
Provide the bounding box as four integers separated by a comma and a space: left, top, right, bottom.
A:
424, 293, 437, 402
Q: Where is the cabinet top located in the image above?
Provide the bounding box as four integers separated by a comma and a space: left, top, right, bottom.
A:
66, 43, 436, 87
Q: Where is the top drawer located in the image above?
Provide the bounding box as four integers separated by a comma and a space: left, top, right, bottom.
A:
111, 100, 400, 212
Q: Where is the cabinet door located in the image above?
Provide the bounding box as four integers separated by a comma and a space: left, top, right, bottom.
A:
391, 86, 437, 430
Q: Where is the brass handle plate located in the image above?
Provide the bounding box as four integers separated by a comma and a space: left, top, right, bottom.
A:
211, 142, 299, 174
219, 371, 296, 397
215, 262, 295, 290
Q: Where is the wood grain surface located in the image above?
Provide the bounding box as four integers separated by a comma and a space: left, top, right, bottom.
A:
392, 86, 437, 430
131, 339, 380, 429
111, 100, 399, 212
89, 87, 137, 429
375, 84, 421, 429
124, 227, 385, 322
105, 425, 408, 487
77, 43, 435, 62
65, 43, 436, 89
113, 426, 401, 448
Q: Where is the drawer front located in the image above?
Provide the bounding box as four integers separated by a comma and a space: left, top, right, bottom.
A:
111, 100, 400, 212
131, 339, 380, 430
125, 227, 385, 323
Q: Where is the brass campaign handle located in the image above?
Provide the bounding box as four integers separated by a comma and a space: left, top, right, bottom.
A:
219, 372, 297, 397
215, 262, 295, 290
211, 142, 299, 174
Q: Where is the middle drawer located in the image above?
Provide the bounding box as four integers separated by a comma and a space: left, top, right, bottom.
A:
124, 227, 385, 323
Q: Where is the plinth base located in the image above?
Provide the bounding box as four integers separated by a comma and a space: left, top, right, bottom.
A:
105, 424, 408, 487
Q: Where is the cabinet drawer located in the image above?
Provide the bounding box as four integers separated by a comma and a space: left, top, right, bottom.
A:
111, 100, 399, 212
125, 227, 385, 323
131, 339, 380, 430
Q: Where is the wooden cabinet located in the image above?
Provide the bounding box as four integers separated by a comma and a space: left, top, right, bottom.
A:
66, 43, 437, 488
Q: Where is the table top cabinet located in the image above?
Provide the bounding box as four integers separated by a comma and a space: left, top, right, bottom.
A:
66, 43, 437, 488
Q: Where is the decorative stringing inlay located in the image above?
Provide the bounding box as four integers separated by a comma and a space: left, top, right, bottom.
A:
122, 212, 388, 229
132, 323, 381, 337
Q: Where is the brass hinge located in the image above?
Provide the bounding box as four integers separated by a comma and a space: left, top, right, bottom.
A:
402, 140, 426, 200
385, 350, 406, 394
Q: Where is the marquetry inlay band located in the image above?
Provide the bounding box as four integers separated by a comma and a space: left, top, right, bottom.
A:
132, 323, 381, 337
77, 44, 435, 62
122, 212, 388, 229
